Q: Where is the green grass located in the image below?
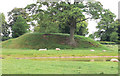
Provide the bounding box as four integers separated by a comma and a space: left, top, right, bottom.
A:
1, 32, 119, 74
1, 45, 118, 74
2, 59, 118, 74
2, 47, 118, 58
2, 45, 118, 61
1, 32, 105, 49
104, 45, 118, 51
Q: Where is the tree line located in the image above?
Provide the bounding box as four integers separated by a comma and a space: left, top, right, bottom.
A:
0, 0, 119, 45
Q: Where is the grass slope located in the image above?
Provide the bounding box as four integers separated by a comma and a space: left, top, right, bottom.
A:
2, 33, 104, 49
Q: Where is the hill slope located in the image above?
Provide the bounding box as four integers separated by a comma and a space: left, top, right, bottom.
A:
2, 33, 104, 49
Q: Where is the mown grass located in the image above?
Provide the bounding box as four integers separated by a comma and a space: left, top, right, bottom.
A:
2, 59, 118, 74
2, 47, 118, 58
1, 33, 119, 74
1, 45, 118, 61
1, 45, 118, 74
2, 33, 105, 49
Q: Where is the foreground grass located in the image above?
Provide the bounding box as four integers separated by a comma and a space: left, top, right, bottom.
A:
1, 45, 118, 74
2, 59, 118, 74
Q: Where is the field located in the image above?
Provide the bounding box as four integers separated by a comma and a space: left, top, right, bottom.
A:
1, 0, 119, 75
1, 45, 119, 74
2, 59, 118, 74
1, 33, 119, 74
1, 47, 118, 60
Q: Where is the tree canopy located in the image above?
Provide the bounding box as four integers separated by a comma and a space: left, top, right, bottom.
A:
1, 0, 118, 45
25, 1, 106, 46
8, 8, 29, 26
12, 15, 29, 38
89, 9, 118, 42
0, 13, 10, 41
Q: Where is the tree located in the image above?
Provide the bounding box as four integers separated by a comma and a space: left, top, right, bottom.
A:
46, 1, 104, 46
0, 13, 10, 41
91, 9, 117, 42
25, 1, 105, 46
8, 8, 29, 27
12, 16, 29, 38
75, 21, 88, 36
59, 20, 88, 36
8, 8, 30, 38
110, 32, 118, 42
33, 11, 59, 33
117, 19, 120, 44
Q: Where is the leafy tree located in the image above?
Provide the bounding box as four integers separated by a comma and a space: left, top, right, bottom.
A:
110, 32, 118, 42
75, 21, 88, 36
91, 9, 117, 42
25, 1, 105, 46
60, 21, 88, 36
8, 8, 29, 27
0, 13, 10, 41
109, 20, 119, 42
12, 16, 29, 38
118, 19, 120, 44
33, 11, 59, 33
25, 3, 38, 26
8, 8, 30, 38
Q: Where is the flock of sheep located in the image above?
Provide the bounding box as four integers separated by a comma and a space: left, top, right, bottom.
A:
38, 48, 119, 62
90, 49, 119, 62
39, 48, 106, 51
39, 48, 60, 51
39, 48, 107, 52
90, 49, 106, 52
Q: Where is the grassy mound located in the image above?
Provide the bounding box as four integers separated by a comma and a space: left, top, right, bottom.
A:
2, 33, 105, 49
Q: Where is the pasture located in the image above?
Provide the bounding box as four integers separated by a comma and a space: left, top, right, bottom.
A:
1, 45, 119, 74
1, 0, 119, 75
2, 59, 118, 74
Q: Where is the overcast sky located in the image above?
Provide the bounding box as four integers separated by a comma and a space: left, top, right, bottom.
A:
0, 0, 120, 35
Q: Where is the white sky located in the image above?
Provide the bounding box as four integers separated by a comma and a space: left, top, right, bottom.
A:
0, 0, 120, 35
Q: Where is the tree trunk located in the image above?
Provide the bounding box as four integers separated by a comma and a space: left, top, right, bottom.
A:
69, 25, 76, 46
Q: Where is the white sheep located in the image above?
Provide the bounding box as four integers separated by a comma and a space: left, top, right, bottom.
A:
39, 48, 47, 51
90, 49, 95, 51
110, 59, 119, 62
56, 48, 60, 51
102, 50, 106, 52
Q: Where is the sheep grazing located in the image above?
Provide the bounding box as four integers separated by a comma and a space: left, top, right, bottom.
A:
56, 48, 60, 51
102, 50, 106, 52
110, 59, 119, 62
90, 49, 95, 51
39, 48, 47, 51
